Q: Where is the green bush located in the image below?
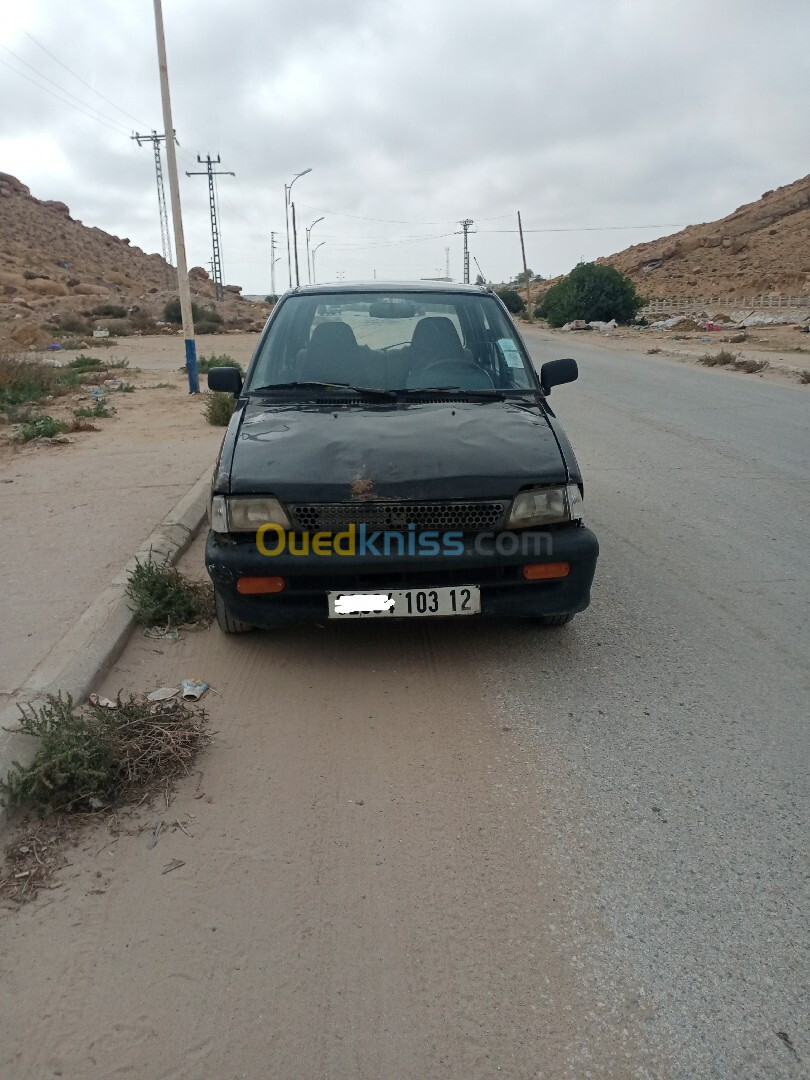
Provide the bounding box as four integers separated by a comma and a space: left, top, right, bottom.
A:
92, 303, 128, 318
204, 391, 237, 426
49, 315, 91, 335
163, 298, 223, 326
18, 415, 66, 442
195, 320, 222, 335
0, 692, 209, 815
496, 288, 526, 315
68, 354, 102, 371
538, 262, 644, 327
197, 353, 244, 374
126, 554, 214, 628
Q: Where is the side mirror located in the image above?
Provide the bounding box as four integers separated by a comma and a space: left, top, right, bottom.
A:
539, 357, 578, 394
208, 367, 243, 397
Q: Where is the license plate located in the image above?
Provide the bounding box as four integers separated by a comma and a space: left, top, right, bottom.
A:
328, 585, 481, 619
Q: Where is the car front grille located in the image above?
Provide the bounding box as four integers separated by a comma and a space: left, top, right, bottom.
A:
289, 500, 508, 533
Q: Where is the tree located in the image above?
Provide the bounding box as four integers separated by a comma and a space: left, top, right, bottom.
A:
496, 287, 526, 314
513, 268, 534, 286
264, 294, 279, 304
538, 262, 643, 327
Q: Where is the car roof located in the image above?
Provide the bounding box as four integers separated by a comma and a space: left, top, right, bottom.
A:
286, 280, 493, 297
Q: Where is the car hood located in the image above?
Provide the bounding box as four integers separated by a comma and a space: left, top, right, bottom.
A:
226, 399, 567, 502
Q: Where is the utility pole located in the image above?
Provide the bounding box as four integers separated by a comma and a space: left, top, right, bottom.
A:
185, 154, 234, 300
517, 210, 533, 321
131, 130, 173, 270
152, 0, 198, 393
270, 231, 278, 298
284, 168, 311, 288
291, 202, 301, 287
458, 219, 474, 284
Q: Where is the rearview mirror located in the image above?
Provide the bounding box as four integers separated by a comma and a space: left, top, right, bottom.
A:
539, 358, 578, 394
208, 367, 243, 396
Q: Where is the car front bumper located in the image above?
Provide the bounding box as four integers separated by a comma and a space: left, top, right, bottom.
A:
205, 525, 599, 628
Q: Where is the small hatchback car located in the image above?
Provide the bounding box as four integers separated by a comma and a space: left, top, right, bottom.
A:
205, 282, 598, 632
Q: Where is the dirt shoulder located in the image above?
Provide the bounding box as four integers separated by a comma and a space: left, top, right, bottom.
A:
524, 320, 810, 387
0, 336, 257, 700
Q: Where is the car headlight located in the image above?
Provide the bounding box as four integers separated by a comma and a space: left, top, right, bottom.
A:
210, 495, 291, 534
507, 484, 583, 528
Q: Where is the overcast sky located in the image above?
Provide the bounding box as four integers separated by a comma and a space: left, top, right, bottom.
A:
1, 0, 808, 294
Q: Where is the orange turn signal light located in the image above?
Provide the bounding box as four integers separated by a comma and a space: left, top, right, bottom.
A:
236, 576, 286, 595
522, 562, 570, 581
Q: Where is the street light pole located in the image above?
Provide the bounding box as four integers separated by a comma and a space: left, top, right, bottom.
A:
312, 241, 325, 284
305, 216, 324, 284
152, 0, 198, 393
284, 168, 311, 289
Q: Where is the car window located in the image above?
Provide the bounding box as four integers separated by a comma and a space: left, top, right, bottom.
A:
247, 291, 536, 392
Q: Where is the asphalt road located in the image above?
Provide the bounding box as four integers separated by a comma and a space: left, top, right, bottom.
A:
2, 333, 807, 1079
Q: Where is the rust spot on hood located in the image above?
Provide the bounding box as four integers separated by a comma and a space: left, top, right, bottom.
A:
351, 476, 377, 501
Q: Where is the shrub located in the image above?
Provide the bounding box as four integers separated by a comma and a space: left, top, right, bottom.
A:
68, 354, 102, 371
265, 294, 279, 304
18, 415, 66, 441
128, 310, 158, 332
735, 358, 768, 374
204, 391, 236, 426
799, 370, 810, 385
538, 262, 644, 327
101, 318, 131, 337
126, 554, 214, 628
496, 288, 526, 315
92, 303, 128, 318
49, 314, 91, 335
0, 692, 209, 815
163, 298, 222, 326
197, 353, 244, 374
699, 350, 737, 367
195, 320, 222, 335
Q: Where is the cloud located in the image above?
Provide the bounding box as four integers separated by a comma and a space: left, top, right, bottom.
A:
1, 0, 808, 290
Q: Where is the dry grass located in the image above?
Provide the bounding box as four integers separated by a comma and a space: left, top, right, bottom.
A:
1, 692, 210, 818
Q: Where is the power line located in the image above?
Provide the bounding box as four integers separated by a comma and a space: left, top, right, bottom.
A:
23, 30, 147, 127
297, 202, 514, 226
0, 44, 131, 135
479, 223, 687, 234
0, 54, 130, 136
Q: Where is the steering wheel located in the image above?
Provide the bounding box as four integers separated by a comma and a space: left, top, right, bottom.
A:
408, 358, 495, 390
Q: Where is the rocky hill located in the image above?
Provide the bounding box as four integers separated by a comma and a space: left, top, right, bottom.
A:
596, 175, 810, 300
0, 171, 267, 350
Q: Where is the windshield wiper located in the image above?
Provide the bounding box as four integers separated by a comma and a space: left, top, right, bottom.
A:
397, 385, 507, 401
249, 381, 396, 399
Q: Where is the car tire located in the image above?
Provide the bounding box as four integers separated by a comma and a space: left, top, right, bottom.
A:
534, 612, 575, 627
215, 589, 254, 634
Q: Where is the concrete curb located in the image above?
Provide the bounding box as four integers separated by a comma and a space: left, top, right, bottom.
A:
0, 465, 212, 819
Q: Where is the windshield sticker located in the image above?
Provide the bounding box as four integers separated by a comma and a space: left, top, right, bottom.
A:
498, 339, 523, 367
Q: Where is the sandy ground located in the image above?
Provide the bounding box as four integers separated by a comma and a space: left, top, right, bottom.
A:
528, 320, 810, 387
35, 331, 262, 374
0, 337, 247, 699
1, 330, 806, 1078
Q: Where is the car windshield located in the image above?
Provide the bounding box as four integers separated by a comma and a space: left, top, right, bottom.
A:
246, 290, 537, 393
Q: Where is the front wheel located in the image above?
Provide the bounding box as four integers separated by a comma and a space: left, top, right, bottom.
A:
214, 589, 254, 634
533, 612, 575, 627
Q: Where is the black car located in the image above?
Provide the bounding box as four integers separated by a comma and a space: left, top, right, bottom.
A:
205, 282, 598, 632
